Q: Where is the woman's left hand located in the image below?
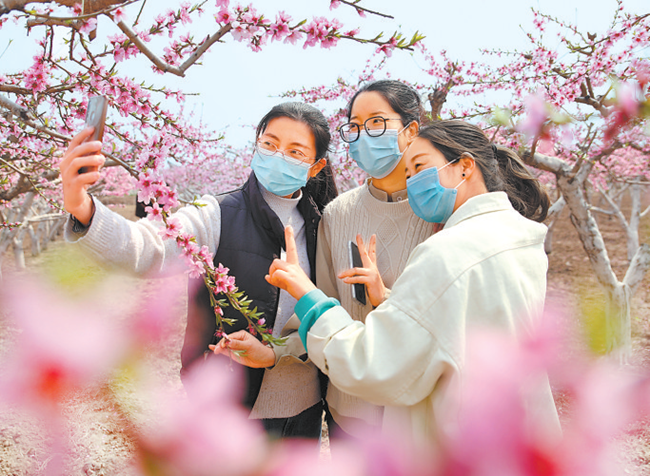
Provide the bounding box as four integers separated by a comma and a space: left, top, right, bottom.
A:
266, 225, 316, 300
209, 330, 275, 368
338, 234, 388, 308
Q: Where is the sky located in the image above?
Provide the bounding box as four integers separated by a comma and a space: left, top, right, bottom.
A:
1, 0, 648, 146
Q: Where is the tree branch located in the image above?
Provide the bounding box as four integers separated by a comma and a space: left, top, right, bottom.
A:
596, 183, 628, 228
623, 244, 650, 295
337, 0, 394, 19
115, 20, 232, 77
0, 94, 34, 121
1, 0, 127, 16
524, 151, 570, 174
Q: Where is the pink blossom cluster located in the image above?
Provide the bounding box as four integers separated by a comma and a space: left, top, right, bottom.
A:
23, 55, 51, 93
108, 33, 139, 63
152, 2, 199, 39
213, 3, 416, 54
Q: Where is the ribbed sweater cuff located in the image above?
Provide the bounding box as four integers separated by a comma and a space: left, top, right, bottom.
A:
296, 289, 340, 350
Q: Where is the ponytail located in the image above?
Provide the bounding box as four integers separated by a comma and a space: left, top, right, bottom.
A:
417, 121, 550, 222
492, 146, 549, 222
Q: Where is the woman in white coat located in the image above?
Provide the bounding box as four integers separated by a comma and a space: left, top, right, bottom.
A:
265, 120, 561, 442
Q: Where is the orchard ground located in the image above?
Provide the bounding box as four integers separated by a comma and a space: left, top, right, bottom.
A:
0, 190, 649, 475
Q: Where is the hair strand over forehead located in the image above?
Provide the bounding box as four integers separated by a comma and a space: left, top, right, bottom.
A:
347, 80, 425, 127
255, 102, 338, 211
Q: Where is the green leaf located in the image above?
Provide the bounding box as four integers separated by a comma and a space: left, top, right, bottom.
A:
491, 107, 513, 126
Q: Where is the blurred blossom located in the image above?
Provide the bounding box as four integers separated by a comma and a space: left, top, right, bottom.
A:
440, 328, 562, 476
559, 127, 575, 149
135, 358, 267, 476
0, 275, 129, 408
516, 93, 549, 139
604, 81, 643, 141
615, 82, 641, 119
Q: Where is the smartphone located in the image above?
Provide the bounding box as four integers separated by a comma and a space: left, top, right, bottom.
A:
349, 241, 367, 305
79, 95, 108, 174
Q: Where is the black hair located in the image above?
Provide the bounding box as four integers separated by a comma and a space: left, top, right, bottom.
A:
346, 80, 426, 127
255, 102, 338, 211
417, 121, 550, 222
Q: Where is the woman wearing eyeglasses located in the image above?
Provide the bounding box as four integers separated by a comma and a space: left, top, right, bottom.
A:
284, 80, 437, 439
59, 102, 337, 440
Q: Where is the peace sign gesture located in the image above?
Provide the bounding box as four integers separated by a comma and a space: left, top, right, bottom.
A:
338, 234, 388, 308
266, 226, 317, 300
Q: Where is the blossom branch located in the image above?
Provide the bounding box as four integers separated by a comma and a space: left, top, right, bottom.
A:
336, 0, 394, 19
0, 0, 128, 16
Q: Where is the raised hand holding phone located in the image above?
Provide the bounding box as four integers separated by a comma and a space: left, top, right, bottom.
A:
78, 96, 108, 174
266, 226, 316, 300
338, 234, 388, 308
59, 97, 108, 226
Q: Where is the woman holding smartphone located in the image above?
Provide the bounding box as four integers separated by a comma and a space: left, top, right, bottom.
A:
283, 80, 437, 438
59, 102, 336, 441
266, 119, 560, 441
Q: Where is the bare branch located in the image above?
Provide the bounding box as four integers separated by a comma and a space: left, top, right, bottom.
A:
547, 196, 566, 217
428, 89, 448, 120
574, 95, 611, 116
115, 20, 232, 77
337, 0, 394, 19
641, 204, 650, 219
524, 151, 569, 174
176, 23, 233, 75
596, 182, 628, 228
0, 94, 34, 121
1, 0, 127, 16
623, 244, 650, 295
104, 152, 138, 177
589, 206, 616, 216
0, 175, 32, 202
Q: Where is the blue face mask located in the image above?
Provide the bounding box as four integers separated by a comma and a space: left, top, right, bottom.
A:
406, 159, 465, 224
348, 127, 408, 179
251, 150, 312, 197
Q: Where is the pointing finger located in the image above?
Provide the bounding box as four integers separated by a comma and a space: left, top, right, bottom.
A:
284, 225, 299, 265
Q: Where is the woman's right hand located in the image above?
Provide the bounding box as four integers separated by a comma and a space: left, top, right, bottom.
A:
59, 127, 105, 225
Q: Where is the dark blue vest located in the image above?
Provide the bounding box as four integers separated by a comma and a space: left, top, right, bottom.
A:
180, 173, 320, 408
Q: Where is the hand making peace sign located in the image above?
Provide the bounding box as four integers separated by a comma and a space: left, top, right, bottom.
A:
265, 225, 317, 300
337, 234, 388, 308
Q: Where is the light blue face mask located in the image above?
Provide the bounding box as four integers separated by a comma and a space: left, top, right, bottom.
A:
406, 159, 465, 223
348, 127, 408, 179
251, 149, 312, 197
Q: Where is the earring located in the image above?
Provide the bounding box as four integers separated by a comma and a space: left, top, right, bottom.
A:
462, 173, 466, 177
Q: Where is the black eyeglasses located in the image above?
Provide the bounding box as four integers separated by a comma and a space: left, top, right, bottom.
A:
339, 116, 403, 143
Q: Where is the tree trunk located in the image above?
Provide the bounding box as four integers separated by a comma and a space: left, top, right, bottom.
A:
12, 234, 25, 269
627, 182, 642, 263
604, 284, 632, 363
556, 164, 634, 359
544, 196, 565, 254
28, 224, 41, 256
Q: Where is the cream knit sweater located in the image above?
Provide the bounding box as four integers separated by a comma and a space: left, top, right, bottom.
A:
315, 180, 436, 437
